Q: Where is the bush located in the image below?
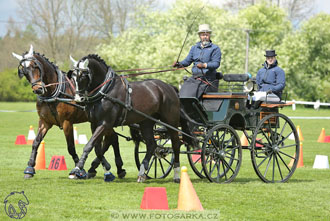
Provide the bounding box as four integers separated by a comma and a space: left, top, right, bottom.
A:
0, 68, 36, 101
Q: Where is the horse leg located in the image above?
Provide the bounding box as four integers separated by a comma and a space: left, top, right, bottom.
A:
86, 123, 102, 178
137, 121, 156, 183
168, 129, 181, 183
86, 127, 113, 179
107, 130, 126, 178
91, 135, 115, 182
70, 124, 105, 179
62, 120, 79, 165
24, 119, 52, 179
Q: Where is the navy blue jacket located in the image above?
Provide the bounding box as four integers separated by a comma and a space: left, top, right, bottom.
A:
256, 60, 285, 97
180, 41, 221, 80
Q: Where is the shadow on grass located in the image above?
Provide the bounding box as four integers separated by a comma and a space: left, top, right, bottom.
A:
55, 174, 314, 184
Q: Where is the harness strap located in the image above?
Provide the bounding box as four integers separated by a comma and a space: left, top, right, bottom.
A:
47, 102, 63, 130
100, 93, 197, 141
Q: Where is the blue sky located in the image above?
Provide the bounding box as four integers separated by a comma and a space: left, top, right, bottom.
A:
1, 0, 330, 37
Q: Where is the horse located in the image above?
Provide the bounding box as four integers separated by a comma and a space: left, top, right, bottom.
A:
12, 45, 126, 180
69, 54, 183, 182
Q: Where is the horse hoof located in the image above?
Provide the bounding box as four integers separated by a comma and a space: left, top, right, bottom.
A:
87, 172, 97, 179
137, 174, 147, 183
24, 166, 35, 178
117, 169, 126, 179
174, 178, 180, 183
24, 174, 34, 179
104, 172, 116, 182
70, 168, 87, 179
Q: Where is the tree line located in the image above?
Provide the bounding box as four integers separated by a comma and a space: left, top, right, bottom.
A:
0, 0, 328, 102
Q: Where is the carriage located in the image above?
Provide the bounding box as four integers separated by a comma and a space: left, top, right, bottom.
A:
133, 73, 300, 183
13, 47, 299, 183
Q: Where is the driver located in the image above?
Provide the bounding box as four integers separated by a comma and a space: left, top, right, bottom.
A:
173, 24, 221, 99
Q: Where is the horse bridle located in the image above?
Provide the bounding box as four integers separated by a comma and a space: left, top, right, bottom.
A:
73, 61, 92, 94
18, 56, 47, 94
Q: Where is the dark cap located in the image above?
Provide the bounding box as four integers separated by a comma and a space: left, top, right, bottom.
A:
264, 50, 277, 57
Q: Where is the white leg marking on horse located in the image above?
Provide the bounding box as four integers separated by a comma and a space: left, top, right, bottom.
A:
174, 167, 180, 180
138, 164, 146, 176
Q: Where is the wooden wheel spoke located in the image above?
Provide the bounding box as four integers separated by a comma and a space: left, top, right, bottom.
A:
277, 152, 292, 172
159, 158, 165, 175
146, 156, 156, 175
222, 158, 235, 174
275, 154, 283, 180
278, 150, 296, 159
263, 154, 273, 177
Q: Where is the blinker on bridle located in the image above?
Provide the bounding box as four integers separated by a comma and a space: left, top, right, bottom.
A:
18, 56, 47, 94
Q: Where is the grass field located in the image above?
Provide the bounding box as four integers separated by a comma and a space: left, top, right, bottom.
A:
0, 102, 330, 220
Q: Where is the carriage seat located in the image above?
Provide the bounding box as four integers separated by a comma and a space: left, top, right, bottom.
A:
223, 73, 250, 82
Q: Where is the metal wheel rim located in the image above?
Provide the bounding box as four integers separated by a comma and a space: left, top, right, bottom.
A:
202, 124, 242, 183
134, 124, 174, 179
251, 113, 300, 183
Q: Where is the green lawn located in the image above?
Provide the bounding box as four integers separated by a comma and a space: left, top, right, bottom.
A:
0, 102, 330, 220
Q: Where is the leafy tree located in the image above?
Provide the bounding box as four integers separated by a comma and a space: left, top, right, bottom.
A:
280, 13, 330, 101
0, 69, 36, 101
97, 0, 292, 87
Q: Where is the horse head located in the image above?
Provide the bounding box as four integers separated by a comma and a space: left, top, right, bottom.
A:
12, 45, 58, 96
70, 54, 108, 102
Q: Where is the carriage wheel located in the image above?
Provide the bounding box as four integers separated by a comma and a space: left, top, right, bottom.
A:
202, 124, 242, 183
186, 142, 206, 179
185, 126, 207, 179
251, 113, 299, 183
134, 125, 174, 179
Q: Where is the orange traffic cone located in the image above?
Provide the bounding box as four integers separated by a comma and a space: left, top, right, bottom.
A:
240, 133, 249, 146
317, 128, 326, 143
297, 125, 304, 141
74, 127, 78, 144
177, 166, 203, 211
27, 125, 36, 145
288, 142, 304, 168
35, 141, 46, 170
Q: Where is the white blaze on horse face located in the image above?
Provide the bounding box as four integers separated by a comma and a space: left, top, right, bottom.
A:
72, 71, 82, 102
22, 45, 34, 67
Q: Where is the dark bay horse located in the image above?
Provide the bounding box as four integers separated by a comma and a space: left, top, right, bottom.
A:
12, 45, 126, 180
70, 54, 182, 182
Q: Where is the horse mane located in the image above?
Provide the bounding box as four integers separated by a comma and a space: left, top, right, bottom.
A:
80, 54, 110, 70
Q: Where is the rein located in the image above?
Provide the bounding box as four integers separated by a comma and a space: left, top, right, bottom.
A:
120, 67, 185, 78
115, 66, 173, 72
